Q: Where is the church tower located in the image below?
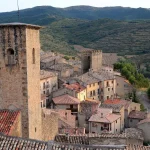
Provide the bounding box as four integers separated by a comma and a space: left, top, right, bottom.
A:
0, 23, 42, 140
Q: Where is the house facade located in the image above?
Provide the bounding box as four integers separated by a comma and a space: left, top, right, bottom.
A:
89, 108, 121, 134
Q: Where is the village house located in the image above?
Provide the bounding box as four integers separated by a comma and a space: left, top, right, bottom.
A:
128, 110, 148, 128
92, 71, 116, 101
40, 70, 58, 106
101, 99, 141, 129
77, 72, 100, 100
64, 82, 87, 101
89, 108, 121, 134
137, 118, 150, 142
51, 94, 80, 119
78, 99, 100, 132
115, 75, 133, 99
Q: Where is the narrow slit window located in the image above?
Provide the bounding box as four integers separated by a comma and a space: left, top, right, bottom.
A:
32, 48, 35, 64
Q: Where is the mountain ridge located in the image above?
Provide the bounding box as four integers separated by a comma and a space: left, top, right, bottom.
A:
1, 6, 150, 25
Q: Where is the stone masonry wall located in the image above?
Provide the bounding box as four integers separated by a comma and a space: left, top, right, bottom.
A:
0, 26, 29, 138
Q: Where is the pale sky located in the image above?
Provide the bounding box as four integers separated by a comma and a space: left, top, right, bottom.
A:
1, 0, 150, 13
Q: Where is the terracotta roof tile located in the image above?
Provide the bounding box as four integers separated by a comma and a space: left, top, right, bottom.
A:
128, 110, 146, 120
64, 83, 86, 93
0, 134, 47, 150
53, 94, 80, 105
0, 109, 20, 135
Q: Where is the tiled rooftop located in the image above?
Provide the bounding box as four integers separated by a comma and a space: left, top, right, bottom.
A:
64, 83, 86, 93
77, 72, 99, 85
125, 128, 144, 141
104, 99, 131, 110
128, 110, 147, 120
55, 132, 142, 144
0, 109, 20, 135
53, 94, 80, 105
101, 103, 124, 113
138, 118, 150, 125
49, 63, 73, 71
89, 108, 121, 123
0, 134, 47, 150
40, 70, 56, 80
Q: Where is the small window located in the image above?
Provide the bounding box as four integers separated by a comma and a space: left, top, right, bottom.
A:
98, 89, 100, 94
41, 102, 43, 108
112, 81, 114, 84
107, 96, 109, 99
112, 88, 113, 91
93, 90, 95, 96
43, 91, 46, 94
106, 81, 109, 87
117, 83, 119, 86
90, 91, 92, 97
43, 82, 46, 89
32, 48, 35, 64
116, 120, 117, 123
108, 88, 110, 91
130, 119, 132, 122
7, 48, 15, 65
35, 127, 37, 132
116, 129, 117, 132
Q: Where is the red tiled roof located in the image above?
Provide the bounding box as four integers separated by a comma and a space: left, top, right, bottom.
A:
0, 110, 20, 135
128, 110, 146, 120
104, 99, 131, 110
64, 83, 86, 93
53, 94, 80, 105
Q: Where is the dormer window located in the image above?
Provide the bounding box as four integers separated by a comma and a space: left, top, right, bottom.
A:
7, 48, 15, 65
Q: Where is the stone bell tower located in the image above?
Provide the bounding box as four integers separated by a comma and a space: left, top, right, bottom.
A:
0, 23, 42, 140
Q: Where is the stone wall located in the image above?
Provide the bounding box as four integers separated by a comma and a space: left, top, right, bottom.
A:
42, 109, 59, 141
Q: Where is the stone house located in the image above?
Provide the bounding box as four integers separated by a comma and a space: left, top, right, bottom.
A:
128, 110, 147, 128
115, 75, 133, 99
101, 101, 125, 131
49, 63, 74, 78
64, 82, 87, 101
52, 94, 80, 119
89, 108, 121, 134
137, 118, 150, 142
102, 99, 141, 129
77, 70, 116, 102
40, 70, 58, 95
0, 109, 21, 137
78, 99, 100, 132
40, 70, 58, 106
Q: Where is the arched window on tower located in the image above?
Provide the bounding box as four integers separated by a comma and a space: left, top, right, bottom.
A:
32, 48, 35, 64
7, 48, 15, 65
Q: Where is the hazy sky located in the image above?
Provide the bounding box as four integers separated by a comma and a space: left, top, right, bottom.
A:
1, 0, 150, 12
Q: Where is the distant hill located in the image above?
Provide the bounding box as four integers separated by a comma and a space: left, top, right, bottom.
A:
1, 6, 150, 25
41, 18, 150, 55
1, 6, 150, 55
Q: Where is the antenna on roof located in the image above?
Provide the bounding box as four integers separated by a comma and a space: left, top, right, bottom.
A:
17, 0, 20, 21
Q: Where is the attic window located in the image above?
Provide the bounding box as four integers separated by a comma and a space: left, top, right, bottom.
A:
7, 48, 15, 65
